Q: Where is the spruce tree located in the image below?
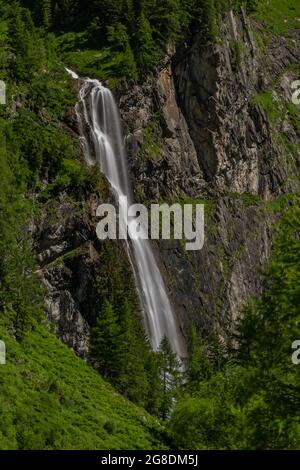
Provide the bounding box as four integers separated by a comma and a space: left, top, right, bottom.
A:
116, 298, 148, 406
90, 299, 121, 380
186, 322, 211, 391
37, 0, 52, 28
145, 352, 163, 416
133, 10, 158, 71
8, 3, 45, 81
106, 22, 137, 78
158, 335, 182, 419
192, 0, 218, 42
146, 0, 182, 44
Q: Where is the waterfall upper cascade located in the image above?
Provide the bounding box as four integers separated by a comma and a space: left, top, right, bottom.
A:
68, 70, 186, 359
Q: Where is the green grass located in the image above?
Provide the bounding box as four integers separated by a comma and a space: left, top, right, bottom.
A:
56, 32, 136, 85
251, 91, 282, 124
63, 48, 111, 77
62, 47, 134, 86
0, 323, 165, 450
139, 118, 163, 162
264, 193, 294, 213
241, 193, 261, 208
253, 0, 300, 36
287, 102, 300, 135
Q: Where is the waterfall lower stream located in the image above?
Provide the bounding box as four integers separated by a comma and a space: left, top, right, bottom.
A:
68, 70, 186, 359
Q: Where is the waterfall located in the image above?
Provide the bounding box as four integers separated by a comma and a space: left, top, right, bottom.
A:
68, 70, 186, 359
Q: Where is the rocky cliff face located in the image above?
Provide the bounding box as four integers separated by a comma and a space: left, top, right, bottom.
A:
118, 8, 300, 339
34, 8, 300, 353
33, 180, 136, 357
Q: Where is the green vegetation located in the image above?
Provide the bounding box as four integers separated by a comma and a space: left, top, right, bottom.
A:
287, 102, 300, 136
139, 116, 163, 162
0, 322, 164, 449
90, 298, 182, 419
1, 0, 300, 451
253, 0, 300, 36
175, 195, 216, 218
167, 200, 300, 449
0, 0, 168, 449
19, 1, 259, 81
240, 193, 261, 207
251, 82, 300, 173
251, 91, 283, 124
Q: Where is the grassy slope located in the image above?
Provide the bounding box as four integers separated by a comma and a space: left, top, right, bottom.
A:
0, 323, 165, 450
254, 0, 300, 35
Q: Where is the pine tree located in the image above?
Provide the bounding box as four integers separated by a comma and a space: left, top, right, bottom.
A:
0, 125, 43, 339
90, 299, 121, 380
186, 322, 211, 391
8, 2, 45, 81
146, 0, 182, 43
145, 352, 163, 416
191, 0, 218, 42
38, 0, 52, 28
158, 335, 182, 419
134, 10, 158, 71
106, 22, 137, 78
116, 298, 149, 406
89, 0, 125, 26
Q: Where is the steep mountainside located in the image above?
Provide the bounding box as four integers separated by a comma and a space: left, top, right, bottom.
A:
0, 322, 164, 449
0, 0, 299, 450
43, 7, 300, 348
119, 7, 300, 340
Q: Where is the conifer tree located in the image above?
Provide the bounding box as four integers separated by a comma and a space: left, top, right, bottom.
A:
37, 0, 52, 28
106, 22, 137, 77
133, 10, 158, 71
0, 126, 43, 339
90, 299, 121, 380
116, 298, 149, 406
192, 0, 218, 42
145, 352, 163, 416
146, 0, 182, 43
158, 335, 182, 419
8, 2, 45, 81
186, 322, 211, 391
